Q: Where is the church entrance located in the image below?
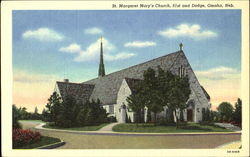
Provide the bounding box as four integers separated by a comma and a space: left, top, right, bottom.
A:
119, 104, 126, 123
187, 109, 193, 121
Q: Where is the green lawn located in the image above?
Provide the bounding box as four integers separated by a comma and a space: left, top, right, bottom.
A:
112, 123, 232, 133
14, 136, 61, 149
43, 123, 109, 131
19, 120, 44, 123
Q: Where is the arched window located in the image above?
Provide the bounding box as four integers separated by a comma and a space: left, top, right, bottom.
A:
179, 65, 185, 78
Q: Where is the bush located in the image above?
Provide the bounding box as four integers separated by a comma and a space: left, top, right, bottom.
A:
158, 117, 176, 126
13, 129, 41, 148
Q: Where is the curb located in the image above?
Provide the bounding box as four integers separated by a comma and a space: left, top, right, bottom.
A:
35, 139, 65, 149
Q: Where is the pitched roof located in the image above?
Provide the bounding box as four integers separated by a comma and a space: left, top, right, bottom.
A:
84, 51, 182, 105
56, 81, 95, 104
201, 86, 210, 101
124, 78, 142, 94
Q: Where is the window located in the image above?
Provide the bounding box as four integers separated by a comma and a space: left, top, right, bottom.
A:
197, 108, 200, 112
109, 105, 114, 113
179, 66, 185, 78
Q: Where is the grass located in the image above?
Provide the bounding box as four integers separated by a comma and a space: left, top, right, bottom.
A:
43, 123, 110, 131
112, 123, 232, 133
19, 120, 44, 123
14, 136, 61, 149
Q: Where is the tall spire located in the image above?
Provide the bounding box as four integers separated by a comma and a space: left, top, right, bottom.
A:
98, 36, 105, 77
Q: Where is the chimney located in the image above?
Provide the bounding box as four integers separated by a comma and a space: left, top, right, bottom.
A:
64, 79, 69, 82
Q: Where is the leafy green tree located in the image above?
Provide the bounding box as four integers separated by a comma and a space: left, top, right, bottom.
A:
165, 108, 175, 123
146, 109, 152, 123
168, 76, 191, 128
41, 108, 50, 122
126, 94, 145, 123
232, 98, 242, 127
32, 106, 41, 120
217, 102, 234, 122
18, 107, 29, 120
141, 68, 164, 124
126, 66, 190, 127
76, 99, 107, 126
57, 95, 79, 127
12, 105, 21, 129
205, 108, 211, 122
202, 108, 206, 121
34, 106, 38, 114
45, 92, 62, 125
76, 107, 87, 126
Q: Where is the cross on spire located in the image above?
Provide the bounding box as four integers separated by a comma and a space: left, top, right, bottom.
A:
179, 43, 183, 51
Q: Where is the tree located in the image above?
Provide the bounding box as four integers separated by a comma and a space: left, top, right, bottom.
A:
34, 106, 38, 114
205, 108, 211, 122
57, 95, 79, 127
76, 99, 108, 126
45, 92, 62, 125
126, 94, 145, 123
141, 68, 164, 125
217, 102, 234, 122
127, 67, 191, 127
41, 108, 50, 122
168, 76, 191, 128
12, 105, 21, 129
32, 106, 41, 120
232, 98, 242, 127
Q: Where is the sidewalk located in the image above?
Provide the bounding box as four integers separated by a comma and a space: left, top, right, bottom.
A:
98, 122, 120, 131
216, 140, 241, 149
214, 123, 241, 131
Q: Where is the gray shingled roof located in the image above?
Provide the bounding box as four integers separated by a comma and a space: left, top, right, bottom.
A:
124, 78, 142, 94
55, 50, 210, 106
84, 51, 182, 105
201, 86, 210, 101
56, 81, 95, 104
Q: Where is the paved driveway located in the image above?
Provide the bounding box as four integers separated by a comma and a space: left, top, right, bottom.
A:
20, 121, 241, 149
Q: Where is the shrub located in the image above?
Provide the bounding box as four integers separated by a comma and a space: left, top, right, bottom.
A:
13, 129, 41, 148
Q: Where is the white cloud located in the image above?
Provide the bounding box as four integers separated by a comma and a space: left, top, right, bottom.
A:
59, 43, 81, 53
158, 24, 217, 40
84, 27, 103, 35
124, 41, 157, 48
22, 28, 64, 41
64, 38, 135, 62
195, 66, 240, 80
105, 52, 136, 61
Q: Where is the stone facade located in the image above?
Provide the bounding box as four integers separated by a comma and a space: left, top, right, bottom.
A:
116, 79, 136, 123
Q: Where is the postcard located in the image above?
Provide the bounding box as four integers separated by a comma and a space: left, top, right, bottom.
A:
1, 0, 249, 156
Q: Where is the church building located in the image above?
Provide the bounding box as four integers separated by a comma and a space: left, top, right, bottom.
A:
54, 39, 211, 123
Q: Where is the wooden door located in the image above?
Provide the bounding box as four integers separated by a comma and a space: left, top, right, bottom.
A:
187, 109, 193, 121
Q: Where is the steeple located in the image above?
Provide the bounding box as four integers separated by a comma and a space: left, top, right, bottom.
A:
98, 37, 105, 77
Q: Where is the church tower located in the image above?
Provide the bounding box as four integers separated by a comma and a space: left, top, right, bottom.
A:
98, 37, 105, 77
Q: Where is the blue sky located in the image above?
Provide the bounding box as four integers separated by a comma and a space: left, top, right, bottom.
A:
12, 10, 241, 111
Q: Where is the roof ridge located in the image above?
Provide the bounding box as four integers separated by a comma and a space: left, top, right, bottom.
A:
84, 50, 182, 83
57, 81, 94, 86
124, 77, 142, 81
